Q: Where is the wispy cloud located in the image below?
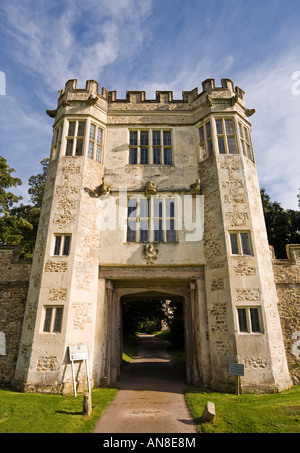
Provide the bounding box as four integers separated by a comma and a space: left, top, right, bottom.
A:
0, 0, 299, 210
0, 0, 153, 92
238, 46, 300, 210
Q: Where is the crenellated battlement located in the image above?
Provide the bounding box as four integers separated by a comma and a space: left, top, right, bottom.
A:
56, 78, 246, 108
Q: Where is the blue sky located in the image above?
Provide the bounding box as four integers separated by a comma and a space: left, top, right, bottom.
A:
0, 0, 299, 209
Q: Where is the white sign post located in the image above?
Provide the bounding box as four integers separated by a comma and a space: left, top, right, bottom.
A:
229, 363, 244, 396
69, 345, 91, 397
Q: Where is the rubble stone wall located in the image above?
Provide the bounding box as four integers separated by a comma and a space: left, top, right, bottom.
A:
0, 246, 31, 383
271, 245, 300, 384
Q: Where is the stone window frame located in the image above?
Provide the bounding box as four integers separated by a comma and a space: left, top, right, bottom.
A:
51, 121, 63, 160
237, 306, 264, 334
65, 119, 86, 157
238, 120, 255, 162
88, 122, 104, 162
199, 120, 213, 159
215, 117, 238, 155
128, 129, 173, 166
229, 231, 253, 256
126, 195, 177, 243
53, 234, 71, 256
42, 306, 64, 333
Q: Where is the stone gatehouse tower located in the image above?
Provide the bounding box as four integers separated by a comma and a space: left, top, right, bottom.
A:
13, 78, 292, 394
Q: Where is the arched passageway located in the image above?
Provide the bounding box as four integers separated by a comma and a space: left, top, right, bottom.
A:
99, 276, 209, 388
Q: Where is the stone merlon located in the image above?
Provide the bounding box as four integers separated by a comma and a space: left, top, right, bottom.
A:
55, 78, 247, 110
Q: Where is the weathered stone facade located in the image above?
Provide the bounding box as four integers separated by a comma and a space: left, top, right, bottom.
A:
0, 246, 31, 383
272, 245, 300, 385
1, 78, 297, 393
1, 244, 298, 387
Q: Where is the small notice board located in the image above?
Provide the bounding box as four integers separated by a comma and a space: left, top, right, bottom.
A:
229, 363, 244, 376
69, 345, 91, 397
229, 363, 244, 396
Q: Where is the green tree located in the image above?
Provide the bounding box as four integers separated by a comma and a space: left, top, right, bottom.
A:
10, 158, 49, 259
261, 188, 300, 258
0, 156, 49, 258
162, 301, 184, 347
28, 158, 49, 209
0, 156, 22, 213
0, 156, 32, 247
122, 300, 164, 334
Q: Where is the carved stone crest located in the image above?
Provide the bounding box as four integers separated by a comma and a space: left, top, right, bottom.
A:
143, 244, 158, 264
145, 181, 157, 197
190, 178, 201, 196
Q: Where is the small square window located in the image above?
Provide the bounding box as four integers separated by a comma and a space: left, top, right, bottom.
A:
229, 232, 252, 256
237, 307, 263, 333
43, 306, 63, 333
53, 235, 71, 256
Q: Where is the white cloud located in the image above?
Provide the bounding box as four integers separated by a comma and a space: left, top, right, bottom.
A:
1, 0, 153, 91
238, 48, 300, 210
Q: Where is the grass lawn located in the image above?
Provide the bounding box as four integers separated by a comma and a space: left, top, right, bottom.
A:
185, 385, 300, 433
122, 333, 140, 363
0, 385, 118, 433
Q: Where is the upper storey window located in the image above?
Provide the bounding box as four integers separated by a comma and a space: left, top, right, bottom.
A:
65, 120, 86, 156
198, 117, 254, 161
238, 122, 254, 162
216, 118, 237, 155
64, 119, 104, 162
88, 123, 103, 162
199, 121, 213, 158
129, 129, 173, 165
51, 124, 63, 160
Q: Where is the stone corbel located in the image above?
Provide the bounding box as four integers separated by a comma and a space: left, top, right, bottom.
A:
230, 94, 239, 106
97, 177, 112, 196
46, 109, 57, 118
245, 108, 256, 117
87, 95, 98, 106
190, 178, 201, 196
85, 177, 112, 198
206, 95, 213, 107
145, 181, 157, 197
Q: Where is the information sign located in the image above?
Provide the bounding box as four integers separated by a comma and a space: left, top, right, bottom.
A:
69, 344, 89, 361
229, 363, 244, 376
69, 345, 91, 397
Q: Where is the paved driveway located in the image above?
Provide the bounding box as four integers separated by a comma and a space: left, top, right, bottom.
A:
93, 334, 197, 434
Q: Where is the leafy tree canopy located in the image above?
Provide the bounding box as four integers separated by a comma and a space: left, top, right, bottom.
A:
260, 188, 300, 258
0, 155, 22, 214
0, 155, 49, 258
